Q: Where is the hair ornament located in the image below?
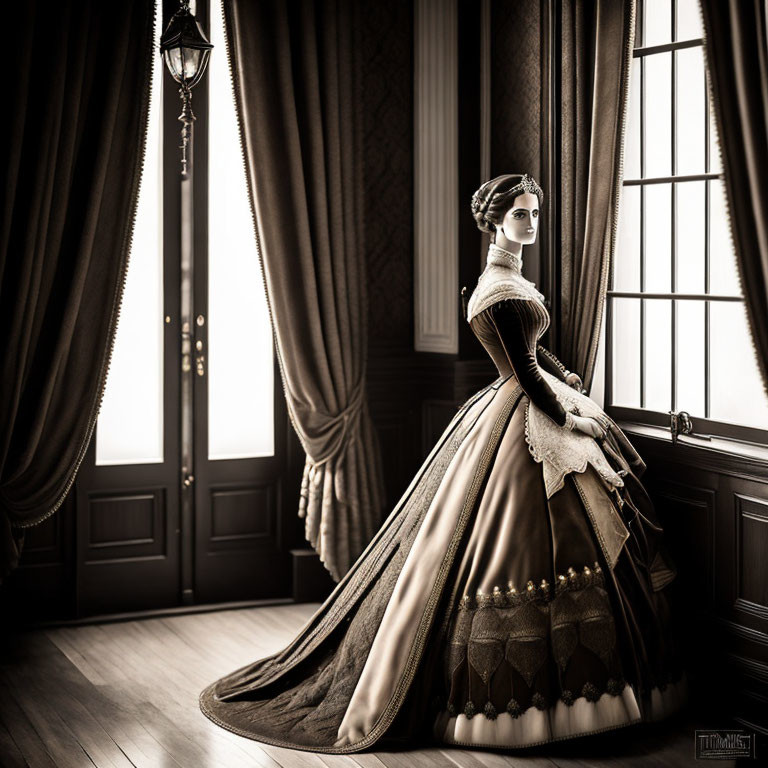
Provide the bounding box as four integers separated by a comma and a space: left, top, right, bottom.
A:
517, 173, 544, 201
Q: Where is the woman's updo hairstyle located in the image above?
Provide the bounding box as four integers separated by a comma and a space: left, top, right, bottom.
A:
470, 173, 544, 235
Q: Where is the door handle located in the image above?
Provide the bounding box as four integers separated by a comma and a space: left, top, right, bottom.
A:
195, 338, 204, 376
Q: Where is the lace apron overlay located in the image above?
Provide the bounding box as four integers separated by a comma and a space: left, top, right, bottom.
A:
525, 372, 621, 498
525, 372, 630, 571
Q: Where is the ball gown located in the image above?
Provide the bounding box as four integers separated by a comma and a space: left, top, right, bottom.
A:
199, 242, 688, 753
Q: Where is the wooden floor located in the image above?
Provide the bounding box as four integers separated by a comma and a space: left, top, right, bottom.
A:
0, 603, 733, 768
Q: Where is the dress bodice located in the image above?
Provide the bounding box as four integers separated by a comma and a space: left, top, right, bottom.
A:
470, 292, 550, 379
466, 243, 624, 499
467, 243, 552, 379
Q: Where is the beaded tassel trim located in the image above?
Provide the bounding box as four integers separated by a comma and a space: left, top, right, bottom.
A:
457, 561, 604, 611
444, 677, 628, 720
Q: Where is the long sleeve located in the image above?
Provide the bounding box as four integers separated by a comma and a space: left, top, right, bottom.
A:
487, 298, 568, 427
536, 344, 569, 382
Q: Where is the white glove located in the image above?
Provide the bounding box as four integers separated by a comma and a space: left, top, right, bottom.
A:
564, 412, 607, 440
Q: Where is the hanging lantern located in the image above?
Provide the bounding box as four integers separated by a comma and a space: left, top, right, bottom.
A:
160, 0, 213, 176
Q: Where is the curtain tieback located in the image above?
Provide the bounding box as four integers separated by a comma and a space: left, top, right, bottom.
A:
297, 380, 367, 469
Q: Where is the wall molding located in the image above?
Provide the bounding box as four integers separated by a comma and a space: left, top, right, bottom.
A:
414, 0, 459, 354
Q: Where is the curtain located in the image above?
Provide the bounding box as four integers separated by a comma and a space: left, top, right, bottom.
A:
699, 0, 768, 396
0, 0, 156, 580
223, 0, 385, 581
559, 0, 636, 391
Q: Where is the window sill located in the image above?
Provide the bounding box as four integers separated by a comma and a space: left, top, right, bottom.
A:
617, 420, 768, 466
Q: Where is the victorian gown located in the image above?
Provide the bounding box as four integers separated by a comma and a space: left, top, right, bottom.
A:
199, 243, 688, 752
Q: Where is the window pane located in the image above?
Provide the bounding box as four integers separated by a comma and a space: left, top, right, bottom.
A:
591, 299, 607, 407
644, 53, 672, 178
676, 300, 705, 416
96, 11, 163, 466
624, 57, 641, 180
676, 181, 705, 293
709, 180, 740, 295
612, 299, 641, 407
676, 46, 706, 176
676, 0, 703, 41
208, 0, 275, 460
644, 299, 672, 411
644, 183, 672, 291
615, 186, 641, 291
710, 302, 768, 428
644, 0, 672, 47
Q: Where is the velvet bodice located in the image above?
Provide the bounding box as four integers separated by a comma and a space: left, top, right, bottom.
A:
466, 243, 579, 429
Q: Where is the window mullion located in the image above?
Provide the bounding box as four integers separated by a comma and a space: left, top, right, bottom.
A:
670, 0, 677, 413
640, 53, 646, 410
704, 55, 712, 419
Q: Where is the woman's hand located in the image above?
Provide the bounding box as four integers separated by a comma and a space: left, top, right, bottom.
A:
568, 414, 607, 440
565, 372, 583, 391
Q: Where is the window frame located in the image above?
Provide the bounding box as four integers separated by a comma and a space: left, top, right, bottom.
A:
603, 0, 768, 447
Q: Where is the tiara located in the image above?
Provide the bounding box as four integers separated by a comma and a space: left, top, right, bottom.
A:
517, 173, 544, 201
471, 174, 544, 213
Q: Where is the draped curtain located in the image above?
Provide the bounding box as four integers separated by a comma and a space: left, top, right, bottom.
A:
0, 0, 155, 580
559, 0, 636, 391
699, 0, 768, 396
223, 0, 385, 581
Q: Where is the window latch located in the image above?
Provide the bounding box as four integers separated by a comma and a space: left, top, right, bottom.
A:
668, 410, 693, 444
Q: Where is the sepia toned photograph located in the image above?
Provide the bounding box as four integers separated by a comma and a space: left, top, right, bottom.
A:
1, 0, 766, 765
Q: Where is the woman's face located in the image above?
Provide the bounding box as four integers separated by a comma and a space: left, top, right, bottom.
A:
498, 192, 539, 245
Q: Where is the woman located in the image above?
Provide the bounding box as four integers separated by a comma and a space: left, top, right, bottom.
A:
200, 173, 687, 753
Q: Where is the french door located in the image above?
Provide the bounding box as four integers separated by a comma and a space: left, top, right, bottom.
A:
73, 0, 293, 616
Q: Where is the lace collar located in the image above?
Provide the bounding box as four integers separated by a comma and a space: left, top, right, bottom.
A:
487, 243, 523, 273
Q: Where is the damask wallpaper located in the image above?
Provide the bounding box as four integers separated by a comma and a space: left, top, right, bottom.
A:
358, 0, 414, 353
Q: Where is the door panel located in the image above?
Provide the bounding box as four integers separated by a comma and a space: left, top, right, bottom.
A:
76, 445, 180, 616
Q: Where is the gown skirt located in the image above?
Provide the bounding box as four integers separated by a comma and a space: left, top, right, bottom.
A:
199, 373, 687, 753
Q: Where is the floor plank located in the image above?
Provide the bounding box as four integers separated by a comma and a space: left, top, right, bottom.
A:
0, 603, 733, 768
0, 687, 58, 768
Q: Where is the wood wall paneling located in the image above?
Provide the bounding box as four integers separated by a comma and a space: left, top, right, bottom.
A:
628, 432, 768, 731
646, 478, 717, 609
734, 492, 768, 621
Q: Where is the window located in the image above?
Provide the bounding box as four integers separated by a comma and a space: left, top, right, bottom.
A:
606, 0, 768, 443
95, 0, 275, 465
207, 0, 274, 460
95, 3, 164, 465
